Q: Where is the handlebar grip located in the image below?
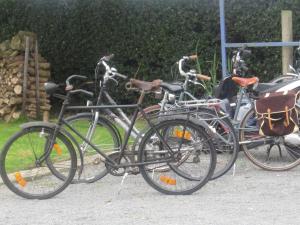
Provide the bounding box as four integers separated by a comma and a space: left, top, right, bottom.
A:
102, 54, 114, 62
196, 74, 211, 81
115, 72, 127, 79
188, 55, 198, 61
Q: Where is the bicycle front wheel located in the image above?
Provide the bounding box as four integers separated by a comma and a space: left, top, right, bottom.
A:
139, 118, 216, 195
0, 126, 77, 199
239, 108, 300, 171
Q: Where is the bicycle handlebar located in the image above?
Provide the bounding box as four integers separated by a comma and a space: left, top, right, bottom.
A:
66, 75, 88, 86
96, 55, 128, 83
196, 74, 211, 81
178, 56, 211, 81
64, 75, 94, 98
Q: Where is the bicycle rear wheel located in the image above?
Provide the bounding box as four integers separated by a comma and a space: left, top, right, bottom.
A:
64, 114, 121, 183
194, 107, 239, 179
239, 108, 300, 171
0, 126, 77, 199
139, 118, 216, 195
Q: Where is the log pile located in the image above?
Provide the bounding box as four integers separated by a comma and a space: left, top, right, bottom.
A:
0, 31, 51, 122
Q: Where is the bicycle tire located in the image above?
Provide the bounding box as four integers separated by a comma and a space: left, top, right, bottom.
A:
0, 126, 77, 199
138, 118, 216, 195
239, 108, 300, 171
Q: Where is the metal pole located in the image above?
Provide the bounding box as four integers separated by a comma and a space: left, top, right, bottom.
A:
219, 0, 227, 78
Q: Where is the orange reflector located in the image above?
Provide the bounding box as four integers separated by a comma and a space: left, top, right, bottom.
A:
15, 172, 27, 187
53, 143, 62, 155
160, 175, 176, 185
174, 129, 191, 140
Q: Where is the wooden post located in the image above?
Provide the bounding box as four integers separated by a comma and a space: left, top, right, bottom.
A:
34, 40, 41, 118
43, 111, 49, 122
21, 36, 30, 115
282, 10, 293, 75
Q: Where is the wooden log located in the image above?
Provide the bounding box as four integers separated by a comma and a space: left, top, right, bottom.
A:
11, 77, 21, 85
27, 105, 51, 111
27, 90, 48, 98
28, 76, 48, 83
14, 85, 22, 95
27, 67, 50, 77
8, 97, 22, 105
12, 111, 21, 120
0, 106, 10, 115
11, 65, 23, 74
4, 106, 16, 122
29, 61, 50, 70
7, 61, 23, 69
28, 85, 46, 91
26, 98, 50, 104
43, 111, 49, 122
30, 53, 46, 62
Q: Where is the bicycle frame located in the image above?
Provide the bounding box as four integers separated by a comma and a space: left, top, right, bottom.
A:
45, 91, 179, 169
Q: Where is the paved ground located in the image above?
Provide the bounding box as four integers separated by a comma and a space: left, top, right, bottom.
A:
0, 153, 300, 225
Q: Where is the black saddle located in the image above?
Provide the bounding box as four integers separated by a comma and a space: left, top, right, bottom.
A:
160, 82, 184, 93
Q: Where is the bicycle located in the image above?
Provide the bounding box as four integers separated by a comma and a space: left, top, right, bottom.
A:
140, 55, 239, 180
145, 48, 300, 171
225, 47, 300, 171
0, 75, 217, 199
58, 54, 153, 183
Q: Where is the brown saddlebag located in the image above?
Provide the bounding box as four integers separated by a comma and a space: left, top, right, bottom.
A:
255, 91, 299, 136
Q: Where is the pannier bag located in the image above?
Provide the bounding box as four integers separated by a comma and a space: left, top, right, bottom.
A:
255, 90, 299, 136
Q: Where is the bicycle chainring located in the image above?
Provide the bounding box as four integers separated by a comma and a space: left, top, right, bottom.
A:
105, 152, 128, 176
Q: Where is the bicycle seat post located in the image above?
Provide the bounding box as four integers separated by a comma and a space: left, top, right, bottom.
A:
137, 90, 146, 105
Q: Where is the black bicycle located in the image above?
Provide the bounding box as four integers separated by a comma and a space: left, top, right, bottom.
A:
0, 76, 217, 199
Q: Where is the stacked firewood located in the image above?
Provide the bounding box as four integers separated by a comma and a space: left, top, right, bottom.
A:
0, 31, 51, 122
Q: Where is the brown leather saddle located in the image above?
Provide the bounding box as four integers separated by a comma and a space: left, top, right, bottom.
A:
128, 79, 162, 92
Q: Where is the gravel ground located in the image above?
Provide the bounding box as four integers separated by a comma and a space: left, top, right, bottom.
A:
0, 153, 300, 225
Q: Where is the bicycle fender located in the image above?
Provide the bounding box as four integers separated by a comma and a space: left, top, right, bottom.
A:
20, 121, 57, 129
157, 115, 215, 136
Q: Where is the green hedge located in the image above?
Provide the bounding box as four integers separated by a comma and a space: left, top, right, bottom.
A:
1, 0, 300, 105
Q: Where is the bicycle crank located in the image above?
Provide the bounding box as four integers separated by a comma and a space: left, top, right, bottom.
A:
105, 152, 128, 176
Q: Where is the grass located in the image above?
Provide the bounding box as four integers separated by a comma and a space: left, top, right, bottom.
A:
0, 119, 26, 150
0, 117, 149, 173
